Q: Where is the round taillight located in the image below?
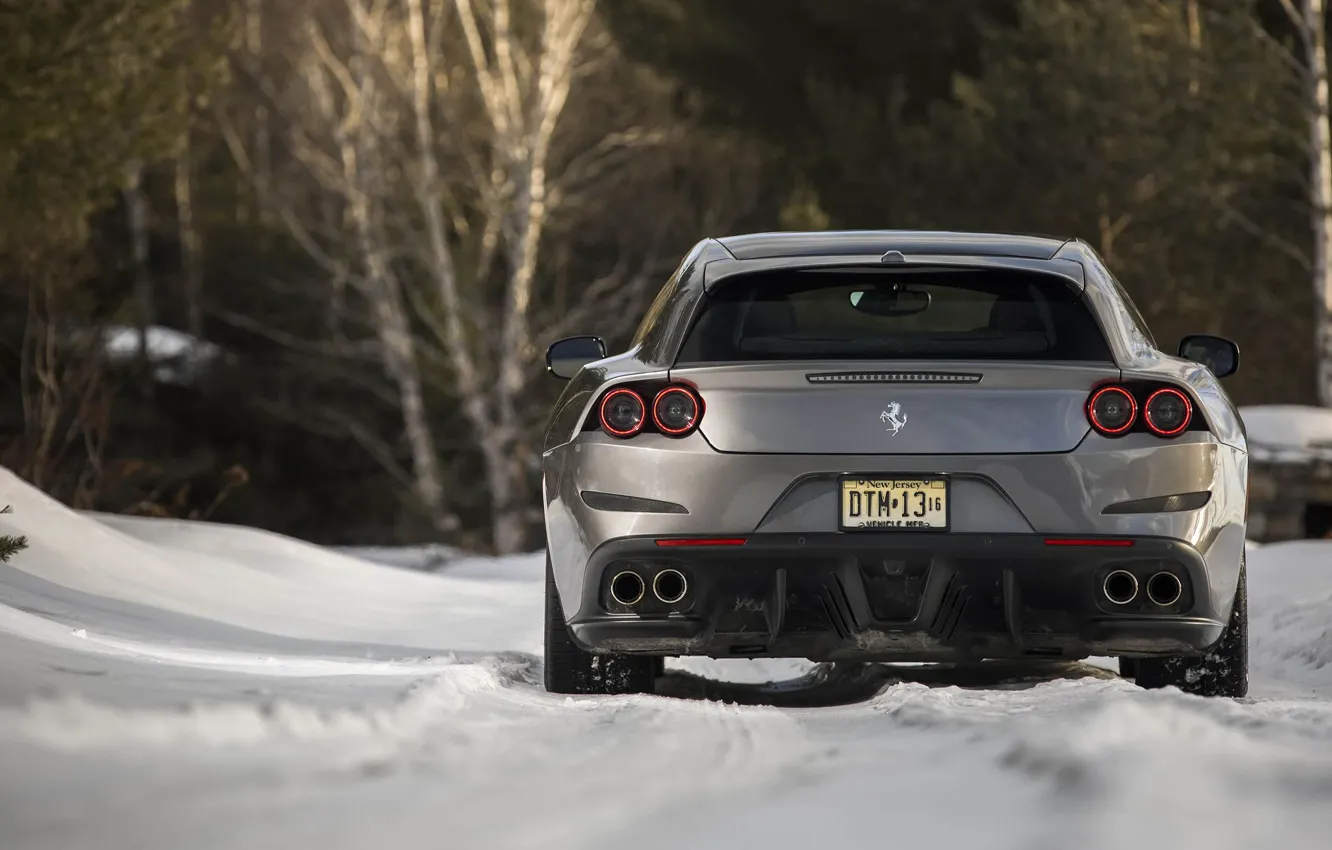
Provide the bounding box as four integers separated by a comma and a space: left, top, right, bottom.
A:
1088, 386, 1137, 435
1144, 387, 1192, 437
599, 388, 645, 437
652, 387, 701, 436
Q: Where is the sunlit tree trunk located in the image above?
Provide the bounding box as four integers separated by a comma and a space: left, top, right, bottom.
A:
348, 19, 454, 534
420, 0, 595, 552
1279, 0, 1332, 405
291, 9, 457, 534
1308, 0, 1332, 406
1187, 0, 1202, 96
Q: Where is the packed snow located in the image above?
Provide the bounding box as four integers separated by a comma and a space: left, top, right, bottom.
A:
3, 469, 1332, 850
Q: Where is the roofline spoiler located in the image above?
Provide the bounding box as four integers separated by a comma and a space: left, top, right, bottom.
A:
700, 252, 1088, 292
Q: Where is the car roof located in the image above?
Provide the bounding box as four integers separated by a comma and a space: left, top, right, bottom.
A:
716, 230, 1071, 262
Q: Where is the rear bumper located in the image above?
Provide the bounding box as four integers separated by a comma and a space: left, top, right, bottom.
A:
543, 432, 1249, 621
567, 533, 1227, 661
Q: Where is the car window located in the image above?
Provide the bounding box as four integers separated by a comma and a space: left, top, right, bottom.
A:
675, 267, 1114, 363
631, 275, 679, 349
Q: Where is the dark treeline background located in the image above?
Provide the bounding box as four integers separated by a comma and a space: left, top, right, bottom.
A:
0, 0, 1322, 552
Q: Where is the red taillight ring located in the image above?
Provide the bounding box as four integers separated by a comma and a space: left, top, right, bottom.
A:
598, 388, 645, 438
1087, 386, 1137, 435
1144, 387, 1193, 437
651, 386, 702, 436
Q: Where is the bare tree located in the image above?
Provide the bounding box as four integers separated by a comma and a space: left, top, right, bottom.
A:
8, 280, 114, 509
287, 3, 458, 534
221, 0, 755, 550
258, 0, 660, 549
402, 0, 602, 552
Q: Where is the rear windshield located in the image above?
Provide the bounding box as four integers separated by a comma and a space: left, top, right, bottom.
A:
675, 267, 1113, 363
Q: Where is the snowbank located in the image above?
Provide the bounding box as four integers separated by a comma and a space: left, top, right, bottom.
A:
0, 468, 542, 653
1240, 404, 1332, 462
336, 544, 464, 572
102, 324, 223, 385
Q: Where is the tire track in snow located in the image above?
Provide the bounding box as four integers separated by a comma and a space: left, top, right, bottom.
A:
861, 677, 1332, 850
639, 673, 1332, 850
381, 670, 818, 850
1, 651, 815, 850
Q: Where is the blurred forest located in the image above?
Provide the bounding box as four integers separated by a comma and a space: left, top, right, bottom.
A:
0, 0, 1326, 552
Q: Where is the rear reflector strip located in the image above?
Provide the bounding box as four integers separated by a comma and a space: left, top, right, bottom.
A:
655, 537, 747, 547
1043, 538, 1135, 548
1100, 491, 1211, 515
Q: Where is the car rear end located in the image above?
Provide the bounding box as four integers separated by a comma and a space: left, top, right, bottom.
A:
543, 247, 1247, 664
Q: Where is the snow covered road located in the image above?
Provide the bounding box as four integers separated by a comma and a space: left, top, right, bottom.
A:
3, 470, 1332, 850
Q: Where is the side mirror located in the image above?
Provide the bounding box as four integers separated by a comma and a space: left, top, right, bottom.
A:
1178, 334, 1239, 378
546, 335, 606, 380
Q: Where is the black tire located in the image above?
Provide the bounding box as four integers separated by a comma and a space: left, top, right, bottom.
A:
1118, 658, 1139, 679
1136, 559, 1248, 698
544, 553, 656, 695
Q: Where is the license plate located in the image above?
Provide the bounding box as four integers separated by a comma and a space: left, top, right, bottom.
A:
839, 477, 949, 531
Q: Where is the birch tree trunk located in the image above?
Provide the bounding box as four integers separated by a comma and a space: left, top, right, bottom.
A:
405, 0, 523, 551
1186, 0, 1202, 96
1306, 0, 1332, 406
306, 9, 456, 534
478, 0, 596, 553
1282, 0, 1332, 404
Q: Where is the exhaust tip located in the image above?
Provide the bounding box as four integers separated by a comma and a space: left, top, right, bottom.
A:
609, 570, 645, 606
1146, 571, 1183, 607
652, 569, 688, 604
1103, 570, 1138, 605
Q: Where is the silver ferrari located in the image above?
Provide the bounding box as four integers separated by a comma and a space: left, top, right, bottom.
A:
541, 231, 1248, 697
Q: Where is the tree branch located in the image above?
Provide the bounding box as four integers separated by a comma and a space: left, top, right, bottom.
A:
1212, 196, 1313, 272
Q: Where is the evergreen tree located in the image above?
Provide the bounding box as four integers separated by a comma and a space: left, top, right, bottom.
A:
0, 507, 27, 564
0, 0, 223, 264
914, 0, 1307, 402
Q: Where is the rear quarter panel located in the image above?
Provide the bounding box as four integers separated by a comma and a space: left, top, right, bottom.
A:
542, 349, 666, 452
1077, 244, 1248, 611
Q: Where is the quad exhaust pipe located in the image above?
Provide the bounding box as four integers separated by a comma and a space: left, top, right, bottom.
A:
1146, 571, 1183, 607
653, 569, 688, 604
609, 570, 645, 606
1101, 569, 1183, 607
1102, 570, 1138, 605
609, 568, 689, 607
